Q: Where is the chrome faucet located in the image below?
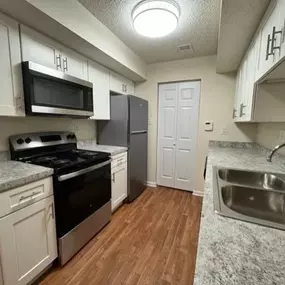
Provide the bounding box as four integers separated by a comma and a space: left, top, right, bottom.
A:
267, 143, 285, 162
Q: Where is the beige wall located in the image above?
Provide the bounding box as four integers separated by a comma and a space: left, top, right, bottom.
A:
0, 117, 96, 151
135, 55, 257, 193
256, 123, 285, 154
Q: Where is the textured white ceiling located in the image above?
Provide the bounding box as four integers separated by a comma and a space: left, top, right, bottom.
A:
78, 0, 220, 63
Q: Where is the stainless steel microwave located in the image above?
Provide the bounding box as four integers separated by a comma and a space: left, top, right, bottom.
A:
22, 61, 93, 118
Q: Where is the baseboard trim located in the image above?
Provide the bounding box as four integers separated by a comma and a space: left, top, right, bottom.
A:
193, 190, 204, 197
147, 181, 157, 187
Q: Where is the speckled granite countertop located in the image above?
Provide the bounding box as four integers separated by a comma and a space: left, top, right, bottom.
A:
77, 140, 128, 156
0, 161, 53, 193
194, 142, 285, 285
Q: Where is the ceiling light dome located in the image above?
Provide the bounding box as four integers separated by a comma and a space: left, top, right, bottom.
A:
132, 0, 180, 38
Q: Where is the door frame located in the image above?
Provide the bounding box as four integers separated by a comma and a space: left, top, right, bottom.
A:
155, 79, 201, 191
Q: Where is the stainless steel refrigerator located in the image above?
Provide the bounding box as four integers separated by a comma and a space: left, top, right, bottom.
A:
97, 95, 148, 202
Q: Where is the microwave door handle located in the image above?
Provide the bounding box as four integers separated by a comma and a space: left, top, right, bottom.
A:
57, 159, 111, 181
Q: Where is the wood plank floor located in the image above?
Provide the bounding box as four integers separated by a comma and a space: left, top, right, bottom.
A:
39, 187, 203, 285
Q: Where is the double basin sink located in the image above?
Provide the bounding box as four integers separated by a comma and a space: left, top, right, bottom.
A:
213, 167, 285, 230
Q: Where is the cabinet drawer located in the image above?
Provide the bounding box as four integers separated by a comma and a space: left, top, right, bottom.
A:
0, 177, 53, 218
111, 152, 127, 169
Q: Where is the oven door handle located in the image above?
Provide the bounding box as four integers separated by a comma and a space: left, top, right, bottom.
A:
57, 159, 112, 181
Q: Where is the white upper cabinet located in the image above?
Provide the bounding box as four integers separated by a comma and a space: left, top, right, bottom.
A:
110, 71, 134, 95
20, 25, 61, 70
256, 0, 285, 81
20, 25, 88, 80
61, 48, 88, 80
0, 196, 57, 285
88, 60, 110, 120
0, 12, 24, 117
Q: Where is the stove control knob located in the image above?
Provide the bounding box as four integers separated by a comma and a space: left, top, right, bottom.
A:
67, 134, 73, 140
25, 137, 32, 144
16, 138, 24, 145
71, 134, 76, 139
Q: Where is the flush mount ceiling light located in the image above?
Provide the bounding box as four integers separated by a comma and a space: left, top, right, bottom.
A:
132, 0, 180, 38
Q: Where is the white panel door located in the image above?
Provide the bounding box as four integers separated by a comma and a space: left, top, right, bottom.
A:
157, 83, 178, 188
157, 81, 200, 191
0, 13, 25, 117
175, 82, 200, 191
0, 196, 57, 285
88, 60, 110, 120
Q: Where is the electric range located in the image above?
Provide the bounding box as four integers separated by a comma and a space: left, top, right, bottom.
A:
9, 132, 112, 266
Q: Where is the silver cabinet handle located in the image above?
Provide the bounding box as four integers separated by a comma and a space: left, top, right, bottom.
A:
56, 54, 62, 69
232, 108, 237, 119
63, 58, 68, 72
239, 103, 246, 117
19, 191, 41, 202
266, 34, 273, 60
125, 84, 128, 93
122, 84, 124, 93
49, 203, 55, 219
112, 173, 115, 183
271, 26, 282, 54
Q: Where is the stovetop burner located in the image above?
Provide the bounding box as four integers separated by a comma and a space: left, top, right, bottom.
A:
33, 156, 57, 163
51, 159, 71, 166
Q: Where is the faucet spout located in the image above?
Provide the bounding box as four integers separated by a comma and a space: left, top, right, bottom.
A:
267, 143, 285, 162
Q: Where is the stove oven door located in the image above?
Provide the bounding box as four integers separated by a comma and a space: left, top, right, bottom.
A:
53, 159, 111, 238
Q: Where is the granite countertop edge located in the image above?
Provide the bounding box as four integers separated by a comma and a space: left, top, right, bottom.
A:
0, 161, 54, 193
193, 141, 285, 285
77, 140, 128, 156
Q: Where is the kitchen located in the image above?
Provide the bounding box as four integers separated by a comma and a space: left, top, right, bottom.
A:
0, 0, 285, 284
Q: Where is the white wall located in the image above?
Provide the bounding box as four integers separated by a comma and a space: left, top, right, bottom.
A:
135, 55, 257, 193
0, 117, 96, 151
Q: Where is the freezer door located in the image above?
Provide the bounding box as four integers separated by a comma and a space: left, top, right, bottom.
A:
97, 95, 128, 147
128, 132, 148, 202
129, 95, 148, 133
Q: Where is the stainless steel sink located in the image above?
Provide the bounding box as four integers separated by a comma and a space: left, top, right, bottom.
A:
218, 169, 285, 191
213, 167, 285, 230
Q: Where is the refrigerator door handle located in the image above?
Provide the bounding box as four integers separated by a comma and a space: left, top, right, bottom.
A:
131, 130, 147, 134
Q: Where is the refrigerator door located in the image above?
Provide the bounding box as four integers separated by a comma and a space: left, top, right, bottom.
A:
128, 132, 148, 202
129, 95, 148, 132
97, 95, 128, 147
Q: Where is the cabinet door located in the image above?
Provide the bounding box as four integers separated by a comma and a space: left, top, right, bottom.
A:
110, 71, 126, 94
125, 79, 135, 95
61, 48, 88, 80
20, 25, 61, 71
256, 1, 280, 80
88, 60, 110, 120
0, 13, 24, 117
111, 163, 128, 211
0, 196, 57, 285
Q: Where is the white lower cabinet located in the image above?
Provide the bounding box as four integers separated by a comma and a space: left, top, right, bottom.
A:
111, 152, 128, 211
0, 195, 57, 285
